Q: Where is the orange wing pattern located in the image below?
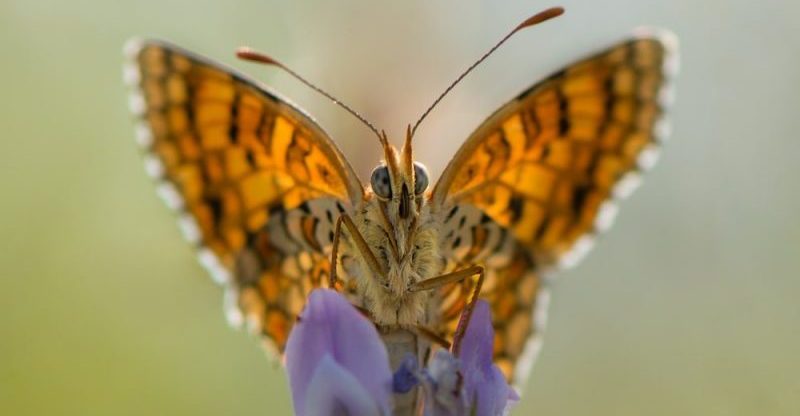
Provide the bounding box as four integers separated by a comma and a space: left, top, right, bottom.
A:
436, 204, 548, 385
432, 30, 678, 384
124, 39, 363, 354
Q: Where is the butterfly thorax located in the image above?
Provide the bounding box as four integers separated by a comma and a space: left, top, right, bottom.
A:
345, 194, 443, 328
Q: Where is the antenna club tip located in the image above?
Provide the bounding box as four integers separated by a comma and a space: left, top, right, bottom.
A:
236, 47, 280, 66
517, 6, 565, 31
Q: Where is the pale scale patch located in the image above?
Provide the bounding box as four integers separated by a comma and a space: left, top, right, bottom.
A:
658, 85, 676, 108
134, 123, 154, 148
477, 224, 510, 266
307, 199, 340, 255
177, 214, 201, 244
197, 248, 230, 285
484, 231, 515, 268
653, 118, 672, 142
223, 289, 244, 327
512, 285, 551, 389
155, 182, 184, 210
284, 210, 315, 253
143, 154, 164, 178
244, 310, 261, 334
280, 257, 302, 282
637, 145, 661, 171
558, 235, 595, 270
122, 63, 140, 86
297, 251, 312, 271
653, 28, 681, 78
267, 212, 301, 255
207, 264, 231, 287
631, 27, 678, 142
594, 201, 620, 233
122, 37, 144, 60
613, 172, 643, 200
451, 233, 472, 261
631, 27, 680, 76
127, 91, 146, 115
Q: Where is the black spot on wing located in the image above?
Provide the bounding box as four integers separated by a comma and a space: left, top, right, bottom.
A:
508, 197, 524, 223
572, 184, 590, 215
446, 205, 459, 223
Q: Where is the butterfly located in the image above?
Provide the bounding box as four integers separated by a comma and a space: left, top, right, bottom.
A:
123, 6, 677, 392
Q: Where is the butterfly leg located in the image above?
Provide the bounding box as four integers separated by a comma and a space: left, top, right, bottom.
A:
329, 213, 387, 288
412, 325, 452, 350
409, 265, 485, 356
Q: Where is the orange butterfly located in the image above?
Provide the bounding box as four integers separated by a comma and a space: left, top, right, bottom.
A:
123, 7, 677, 396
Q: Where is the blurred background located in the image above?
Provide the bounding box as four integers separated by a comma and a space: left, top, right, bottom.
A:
1, 0, 798, 414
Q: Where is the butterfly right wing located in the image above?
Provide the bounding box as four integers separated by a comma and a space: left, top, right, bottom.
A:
124, 39, 364, 355
432, 30, 679, 385
435, 204, 548, 384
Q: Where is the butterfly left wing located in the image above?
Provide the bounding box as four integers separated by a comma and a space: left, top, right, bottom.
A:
124, 39, 364, 355
431, 30, 678, 385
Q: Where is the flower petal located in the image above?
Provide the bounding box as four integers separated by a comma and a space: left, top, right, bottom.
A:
422, 349, 466, 416
393, 353, 420, 394
285, 289, 393, 416
460, 300, 519, 416
304, 355, 383, 416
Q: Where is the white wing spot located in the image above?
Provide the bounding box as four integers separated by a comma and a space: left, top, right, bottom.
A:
197, 248, 230, 285
178, 214, 202, 244
653, 118, 672, 142
613, 172, 643, 199
127, 91, 146, 115
637, 145, 661, 171
224, 289, 244, 327
558, 235, 595, 269
631, 27, 680, 77
156, 182, 184, 210
658, 84, 676, 108
123, 37, 144, 60
512, 287, 551, 389
122, 63, 140, 86
143, 155, 164, 178
134, 123, 153, 148
595, 201, 619, 232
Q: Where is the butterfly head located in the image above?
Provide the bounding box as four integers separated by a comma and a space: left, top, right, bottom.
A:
360, 7, 564, 221
370, 127, 429, 221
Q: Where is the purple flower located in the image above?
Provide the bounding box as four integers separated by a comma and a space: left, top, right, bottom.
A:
393, 300, 519, 416
459, 301, 519, 415
285, 289, 393, 416
285, 290, 518, 415
420, 349, 466, 416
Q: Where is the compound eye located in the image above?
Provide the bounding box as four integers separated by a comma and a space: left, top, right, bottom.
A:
370, 164, 392, 198
413, 162, 429, 195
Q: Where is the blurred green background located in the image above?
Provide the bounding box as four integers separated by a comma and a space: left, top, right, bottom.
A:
1, 0, 798, 414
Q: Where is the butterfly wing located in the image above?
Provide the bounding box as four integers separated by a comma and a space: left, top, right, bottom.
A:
431, 30, 678, 384
436, 203, 548, 384
124, 39, 364, 355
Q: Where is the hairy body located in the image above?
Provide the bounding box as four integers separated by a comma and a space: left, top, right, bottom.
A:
348, 198, 442, 327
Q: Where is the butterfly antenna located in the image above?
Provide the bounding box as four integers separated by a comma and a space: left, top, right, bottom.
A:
237, 48, 383, 140
410, 6, 565, 138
